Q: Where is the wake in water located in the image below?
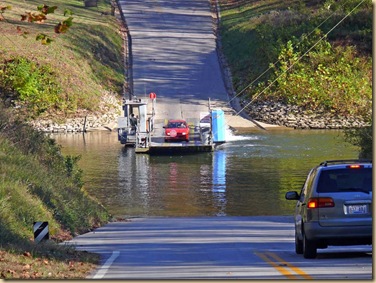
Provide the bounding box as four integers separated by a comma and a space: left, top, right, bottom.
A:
224, 126, 260, 142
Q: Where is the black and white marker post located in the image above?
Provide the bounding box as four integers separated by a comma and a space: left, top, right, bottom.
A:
33, 222, 49, 243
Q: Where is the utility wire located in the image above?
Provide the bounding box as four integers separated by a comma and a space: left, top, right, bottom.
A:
224, 0, 367, 120
225, 0, 368, 109
2, 0, 369, 139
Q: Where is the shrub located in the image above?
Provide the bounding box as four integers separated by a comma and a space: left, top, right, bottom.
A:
0, 57, 63, 118
254, 33, 372, 117
0, 104, 109, 240
344, 120, 373, 159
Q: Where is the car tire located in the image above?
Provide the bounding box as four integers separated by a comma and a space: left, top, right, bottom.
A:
303, 229, 317, 259
295, 230, 303, 254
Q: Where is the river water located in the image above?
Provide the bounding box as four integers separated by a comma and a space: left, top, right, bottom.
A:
51, 129, 358, 218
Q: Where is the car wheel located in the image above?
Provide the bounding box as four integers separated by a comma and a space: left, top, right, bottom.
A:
303, 229, 317, 259
295, 230, 303, 254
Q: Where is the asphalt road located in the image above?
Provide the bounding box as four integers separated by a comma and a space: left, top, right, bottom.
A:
118, 0, 277, 130
66, 216, 372, 279
67, 1, 372, 279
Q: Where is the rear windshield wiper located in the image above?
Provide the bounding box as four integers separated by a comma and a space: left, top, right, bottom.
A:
340, 188, 371, 194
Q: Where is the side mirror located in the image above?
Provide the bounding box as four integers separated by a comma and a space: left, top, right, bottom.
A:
285, 191, 300, 200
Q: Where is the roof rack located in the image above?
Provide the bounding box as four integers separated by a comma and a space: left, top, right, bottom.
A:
320, 159, 372, 167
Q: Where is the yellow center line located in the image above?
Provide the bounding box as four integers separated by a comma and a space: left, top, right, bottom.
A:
255, 252, 313, 279
255, 252, 296, 279
266, 252, 313, 279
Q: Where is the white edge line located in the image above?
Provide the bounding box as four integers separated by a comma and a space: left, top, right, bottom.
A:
92, 251, 120, 279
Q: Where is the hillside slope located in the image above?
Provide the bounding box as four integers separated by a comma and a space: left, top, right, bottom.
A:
0, 0, 124, 121
0, 1, 117, 278
217, 0, 372, 122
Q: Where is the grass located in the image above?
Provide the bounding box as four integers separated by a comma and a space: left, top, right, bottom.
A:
0, 105, 110, 279
0, 0, 121, 278
0, 0, 124, 119
218, 0, 305, 86
0, 152, 105, 278
218, 0, 372, 117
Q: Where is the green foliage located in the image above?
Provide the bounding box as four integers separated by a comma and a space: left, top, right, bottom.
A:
0, 105, 110, 245
0, 177, 60, 242
37, 4, 57, 14
258, 34, 372, 116
15, 4, 74, 45
55, 16, 73, 34
0, 57, 63, 117
0, 0, 124, 120
344, 121, 373, 159
219, 0, 372, 158
219, 0, 372, 115
64, 155, 84, 188
321, 0, 372, 14
35, 33, 53, 44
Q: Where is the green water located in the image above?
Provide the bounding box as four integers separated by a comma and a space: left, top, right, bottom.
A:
52, 129, 358, 217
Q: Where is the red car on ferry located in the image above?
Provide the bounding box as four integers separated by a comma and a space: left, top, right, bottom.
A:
164, 119, 190, 142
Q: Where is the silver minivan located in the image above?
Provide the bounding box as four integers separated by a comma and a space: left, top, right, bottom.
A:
285, 160, 372, 259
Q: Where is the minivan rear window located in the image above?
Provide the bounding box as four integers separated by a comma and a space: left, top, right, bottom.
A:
317, 168, 372, 193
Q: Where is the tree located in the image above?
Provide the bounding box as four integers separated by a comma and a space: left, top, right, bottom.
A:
344, 121, 373, 159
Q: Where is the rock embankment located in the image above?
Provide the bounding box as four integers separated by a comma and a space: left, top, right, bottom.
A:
210, 0, 369, 131
29, 92, 123, 133
244, 101, 369, 129
30, 99, 368, 133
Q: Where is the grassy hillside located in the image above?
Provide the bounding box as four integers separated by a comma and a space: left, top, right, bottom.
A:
0, 0, 118, 278
0, 104, 111, 279
0, 0, 124, 119
218, 0, 372, 118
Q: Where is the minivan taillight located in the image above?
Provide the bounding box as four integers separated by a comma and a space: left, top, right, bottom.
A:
307, 197, 335, 208
347, 165, 362, 169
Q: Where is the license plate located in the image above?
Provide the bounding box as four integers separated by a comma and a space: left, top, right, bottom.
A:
348, 205, 368, 214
